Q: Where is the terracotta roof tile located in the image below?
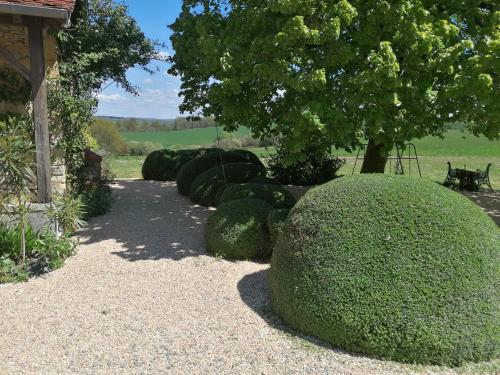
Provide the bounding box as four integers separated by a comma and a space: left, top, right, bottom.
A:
0, 0, 75, 12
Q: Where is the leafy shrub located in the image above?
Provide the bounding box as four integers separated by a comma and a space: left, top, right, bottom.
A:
269, 175, 499, 366
189, 163, 266, 206
267, 209, 289, 248
90, 118, 128, 155
127, 141, 163, 156
176, 151, 249, 196
230, 149, 265, 168
219, 183, 296, 209
268, 146, 345, 185
0, 225, 75, 283
142, 149, 208, 181
80, 183, 112, 219
213, 183, 235, 207
205, 198, 274, 260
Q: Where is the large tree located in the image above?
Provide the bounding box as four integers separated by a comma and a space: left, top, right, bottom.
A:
169, 0, 499, 172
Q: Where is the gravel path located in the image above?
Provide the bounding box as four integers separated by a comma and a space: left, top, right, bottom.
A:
0, 180, 494, 374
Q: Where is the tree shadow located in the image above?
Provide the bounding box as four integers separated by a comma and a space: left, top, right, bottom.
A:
77, 180, 213, 261
462, 191, 500, 226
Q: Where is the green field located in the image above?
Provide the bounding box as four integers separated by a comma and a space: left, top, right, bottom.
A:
111, 128, 499, 189
122, 127, 252, 149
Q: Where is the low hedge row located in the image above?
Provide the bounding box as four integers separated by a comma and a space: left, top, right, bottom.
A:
218, 183, 296, 209
189, 163, 266, 207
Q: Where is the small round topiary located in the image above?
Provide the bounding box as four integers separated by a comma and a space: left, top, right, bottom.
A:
267, 209, 289, 248
270, 175, 499, 366
176, 151, 247, 196
230, 149, 265, 169
205, 198, 274, 259
219, 183, 296, 209
189, 163, 266, 206
142, 149, 203, 181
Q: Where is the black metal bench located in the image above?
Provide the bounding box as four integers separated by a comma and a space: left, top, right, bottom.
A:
474, 163, 493, 192
444, 162, 493, 191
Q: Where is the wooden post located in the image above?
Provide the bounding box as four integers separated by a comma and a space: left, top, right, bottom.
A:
28, 17, 52, 203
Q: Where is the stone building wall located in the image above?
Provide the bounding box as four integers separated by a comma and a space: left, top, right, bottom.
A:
0, 20, 66, 198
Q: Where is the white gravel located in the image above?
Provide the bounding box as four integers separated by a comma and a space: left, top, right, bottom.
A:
0, 180, 494, 374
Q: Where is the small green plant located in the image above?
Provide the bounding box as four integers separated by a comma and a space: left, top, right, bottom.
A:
0, 115, 36, 265
47, 194, 86, 234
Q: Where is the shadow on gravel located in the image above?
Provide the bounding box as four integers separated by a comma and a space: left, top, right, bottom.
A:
77, 180, 212, 261
237, 269, 348, 354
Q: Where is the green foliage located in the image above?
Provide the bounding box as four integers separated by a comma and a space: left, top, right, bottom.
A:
0, 67, 31, 103
79, 179, 113, 220
269, 175, 499, 366
219, 183, 296, 209
249, 176, 281, 185
52, 0, 160, 189
127, 141, 163, 156
189, 163, 266, 206
0, 115, 36, 264
269, 146, 345, 185
90, 118, 129, 155
267, 209, 289, 248
0, 225, 75, 283
0, 225, 37, 260
169, 1, 499, 170
176, 151, 249, 195
142, 149, 211, 181
230, 149, 265, 168
205, 198, 274, 260
47, 194, 86, 234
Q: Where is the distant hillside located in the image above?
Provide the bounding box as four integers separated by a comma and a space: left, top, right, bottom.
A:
95, 116, 218, 133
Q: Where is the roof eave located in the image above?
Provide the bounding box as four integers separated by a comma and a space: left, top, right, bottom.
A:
0, 3, 71, 25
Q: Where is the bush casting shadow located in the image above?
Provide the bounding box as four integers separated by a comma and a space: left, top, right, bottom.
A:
77, 180, 211, 262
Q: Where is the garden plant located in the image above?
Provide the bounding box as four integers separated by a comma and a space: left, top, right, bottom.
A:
269, 175, 499, 366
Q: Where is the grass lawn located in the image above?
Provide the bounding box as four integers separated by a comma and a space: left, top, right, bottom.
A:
111, 128, 499, 189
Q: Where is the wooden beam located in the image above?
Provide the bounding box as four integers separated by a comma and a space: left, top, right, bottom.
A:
0, 48, 32, 82
28, 17, 52, 203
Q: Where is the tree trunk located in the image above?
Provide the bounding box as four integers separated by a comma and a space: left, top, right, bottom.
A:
360, 138, 388, 173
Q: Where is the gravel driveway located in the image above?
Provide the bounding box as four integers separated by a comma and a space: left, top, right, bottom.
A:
0, 180, 495, 374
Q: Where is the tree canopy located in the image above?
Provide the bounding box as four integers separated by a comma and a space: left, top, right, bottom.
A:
169, 0, 499, 172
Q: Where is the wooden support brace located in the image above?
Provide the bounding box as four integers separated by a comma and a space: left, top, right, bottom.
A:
28, 17, 52, 203
0, 48, 32, 82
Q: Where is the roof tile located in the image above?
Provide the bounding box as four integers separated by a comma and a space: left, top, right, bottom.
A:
0, 0, 76, 12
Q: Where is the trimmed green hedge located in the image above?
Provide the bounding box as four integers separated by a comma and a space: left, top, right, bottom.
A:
267, 209, 289, 248
205, 198, 274, 259
176, 151, 247, 195
189, 163, 266, 207
269, 175, 499, 366
231, 149, 265, 169
249, 176, 281, 185
141, 149, 200, 181
219, 183, 296, 209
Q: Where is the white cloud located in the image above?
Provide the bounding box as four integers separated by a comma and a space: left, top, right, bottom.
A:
97, 93, 128, 102
144, 78, 153, 84
157, 51, 171, 61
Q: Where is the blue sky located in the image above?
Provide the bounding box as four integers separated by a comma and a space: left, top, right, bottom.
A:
96, 0, 184, 119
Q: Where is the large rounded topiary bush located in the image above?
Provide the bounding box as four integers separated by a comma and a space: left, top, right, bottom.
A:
269, 175, 499, 366
219, 183, 296, 209
230, 149, 265, 169
142, 149, 204, 181
189, 163, 266, 206
176, 151, 247, 195
267, 209, 289, 248
205, 198, 274, 259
